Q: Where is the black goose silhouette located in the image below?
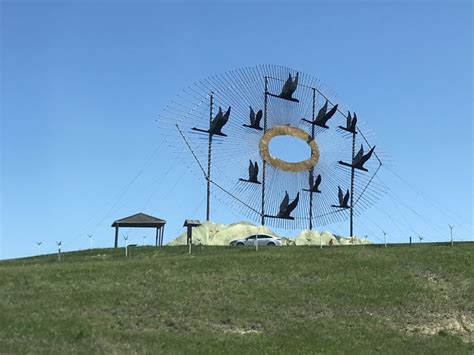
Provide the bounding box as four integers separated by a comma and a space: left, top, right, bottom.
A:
339, 144, 376, 172
239, 160, 260, 184
331, 186, 350, 208
243, 107, 263, 130
338, 111, 357, 133
301, 100, 338, 128
276, 191, 300, 219
303, 174, 322, 193
192, 106, 231, 136
267, 72, 299, 102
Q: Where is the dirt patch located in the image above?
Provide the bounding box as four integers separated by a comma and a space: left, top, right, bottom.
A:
211, 321, 262, 335
406, 312, 473, 343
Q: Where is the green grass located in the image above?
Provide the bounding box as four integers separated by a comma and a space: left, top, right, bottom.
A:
1, 244, 473, 354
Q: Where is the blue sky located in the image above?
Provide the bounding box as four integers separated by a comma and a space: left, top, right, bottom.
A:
1, 0, 472, 259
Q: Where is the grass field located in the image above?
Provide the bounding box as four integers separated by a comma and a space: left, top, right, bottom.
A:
1, 244, 473, 353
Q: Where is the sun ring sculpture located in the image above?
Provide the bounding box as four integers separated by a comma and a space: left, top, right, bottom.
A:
159, 65, 385, 232
259, 125, 319, 173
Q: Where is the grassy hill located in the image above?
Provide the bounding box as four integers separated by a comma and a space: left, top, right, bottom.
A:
1, 244, 473, 353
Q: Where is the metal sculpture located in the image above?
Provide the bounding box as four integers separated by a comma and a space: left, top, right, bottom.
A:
239, 160, 261, 184
268, 72, 300, 102
193, 106, 231, 137
160, 65, 384, 235
243, 107, 263, 130
302, 100, 339, 129
275, 191, 300, 219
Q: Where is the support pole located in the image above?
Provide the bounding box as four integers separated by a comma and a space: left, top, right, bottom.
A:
349, 132, 356, 238
449, 224, 454, 247
206, 93, 214, 221
114, 226, 119, 248
309, 88, 316, 230
187, 226, 192, 246
57, 242, 62, 262
155, 227, 159, 247
261, 77, 268, 226
160, 226, 164, 246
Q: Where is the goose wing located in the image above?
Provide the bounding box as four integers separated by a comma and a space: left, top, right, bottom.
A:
353, 145, 364, 165
279, 191, 290, 213
287, 192, 300, 214
221, 106, 231, 126
359, 146, 375, 166
315, 101, 328, 122
249, 107, 255, 125
351, 113, 358, 131
315, 174, 322, 190
338, 186, 344, 205
210, 107, 223, 130
255, 109, 263, 126
289, 72, 299, 92
342, 190, 350, 207
346, 111, 352, 129
321, 104, 338, 124
280, 73, 293, 95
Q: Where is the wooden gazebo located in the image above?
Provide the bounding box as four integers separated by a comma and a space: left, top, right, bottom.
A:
111, 213, 166, 248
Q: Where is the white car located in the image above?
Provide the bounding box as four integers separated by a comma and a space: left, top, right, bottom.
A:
230, 234, 283, 247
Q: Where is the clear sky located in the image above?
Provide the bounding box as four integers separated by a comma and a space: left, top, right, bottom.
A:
1, 0, 472, 259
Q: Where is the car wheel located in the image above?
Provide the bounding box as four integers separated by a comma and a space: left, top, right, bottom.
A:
267, 242, 276, 246
236, 242, 245, 246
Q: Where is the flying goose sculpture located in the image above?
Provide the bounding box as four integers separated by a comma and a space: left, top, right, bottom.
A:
239, 160, 261, 184
303, 173, 322, 193
338, 111, 357, 134
331, 186, 350, 209
267, 72, 299, 102
339, 144, 376, 172
192, 106, 231, 137
301, 100, 338, 129
243, 106, 263, 130
276, 191, 300, 219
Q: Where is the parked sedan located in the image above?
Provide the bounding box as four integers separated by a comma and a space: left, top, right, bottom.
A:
230, 234, 283, 247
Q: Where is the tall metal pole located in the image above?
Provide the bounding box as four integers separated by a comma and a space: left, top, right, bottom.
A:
57, 241, 61, 262
309, 88, 316, 230
383, 231, 387, 248
349, 132, 356, 238
449, 224, 454, 247
261, 77, 268, 226
206, 93, 214, 221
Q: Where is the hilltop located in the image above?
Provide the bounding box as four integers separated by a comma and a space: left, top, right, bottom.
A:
0, 244, 473, 353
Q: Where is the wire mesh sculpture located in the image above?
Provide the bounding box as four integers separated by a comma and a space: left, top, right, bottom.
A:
160, 65, 384, 233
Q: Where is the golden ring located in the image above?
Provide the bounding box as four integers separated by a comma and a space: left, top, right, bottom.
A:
259, 125, 320, 172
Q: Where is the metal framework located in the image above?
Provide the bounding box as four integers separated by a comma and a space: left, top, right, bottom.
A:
160, 65, 384, 235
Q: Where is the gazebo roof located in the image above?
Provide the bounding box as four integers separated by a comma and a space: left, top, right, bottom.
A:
183, 219, 201, 227
111, 213, 166, 228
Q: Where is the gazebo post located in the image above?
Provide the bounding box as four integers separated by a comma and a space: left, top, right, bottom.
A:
114, 226, 119, 248
161, 225, 165, 246
155, 227, 159, 247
